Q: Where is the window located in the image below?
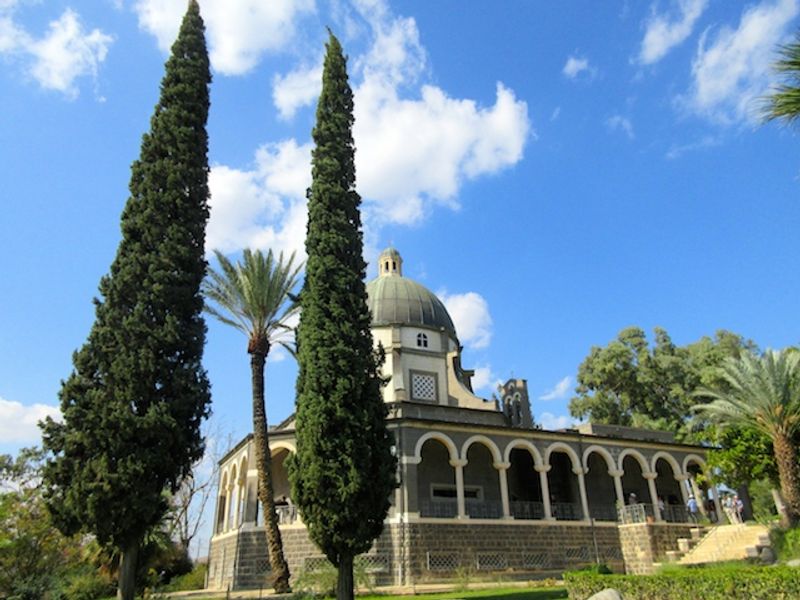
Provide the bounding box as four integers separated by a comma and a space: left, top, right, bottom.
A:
416, 332, 428, 348
411, 372, 437, 401
431, 484, 482, 501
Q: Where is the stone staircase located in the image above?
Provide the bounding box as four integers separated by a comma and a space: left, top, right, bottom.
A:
663, 523, 770, 565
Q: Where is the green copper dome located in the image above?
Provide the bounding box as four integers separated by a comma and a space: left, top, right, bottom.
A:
366, 248, 457, 340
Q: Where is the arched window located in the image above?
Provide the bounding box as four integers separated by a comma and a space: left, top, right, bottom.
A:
417, 333, 428, 348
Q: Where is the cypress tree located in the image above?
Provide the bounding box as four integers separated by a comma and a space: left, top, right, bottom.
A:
40, 3, 211, 599
290, 33, 397, 600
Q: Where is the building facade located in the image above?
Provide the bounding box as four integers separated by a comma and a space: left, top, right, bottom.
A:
206, 248, 718, 590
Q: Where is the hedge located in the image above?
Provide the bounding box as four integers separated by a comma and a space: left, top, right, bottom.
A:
564, 566, 800, 600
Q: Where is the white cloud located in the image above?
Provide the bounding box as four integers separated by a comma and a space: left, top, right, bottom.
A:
133, 0, 315, 75
538, 376, 573, 401
562, 55, 595, 80
538, 412, 574, 431
639, 0, 709, 65
438, 291, 493, 350
273, 63, 322, 120
0, 6, 112, 98
606, 114, 635, 139
682, 0, 800, 124
471, 365, 495, 393
0, 397, 60, 444
207, 140, 312, 260
666, 134, 720, 159
217, 1, 530, 257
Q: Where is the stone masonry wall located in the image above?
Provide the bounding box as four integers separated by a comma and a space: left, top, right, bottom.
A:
404, 522, 624, 581
208, 521, 629, 590
619, 523, 693, 574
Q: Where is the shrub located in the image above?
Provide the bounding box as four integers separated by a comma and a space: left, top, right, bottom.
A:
564, 565, 800, 600
58, 569, 116, 600
161, 562, 207, 591
772, 526, 800, 561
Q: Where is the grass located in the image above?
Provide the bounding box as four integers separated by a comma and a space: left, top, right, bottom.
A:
360, 587, 567, 600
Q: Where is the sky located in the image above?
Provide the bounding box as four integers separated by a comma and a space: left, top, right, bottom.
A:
1, 0, 800, 540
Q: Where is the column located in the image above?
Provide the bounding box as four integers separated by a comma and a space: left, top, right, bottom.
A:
689, 476, 707, 516
574, 467, 591, 522
450, 458, 468, 519
232, 480, 242, 528
225, 484, 234, 531
535, 464, 554, 521
710, 485, 723, 523
643, 471, 662, 522
675, 473, 690, 505
494, 461, 511, 519
609, 469, 625, 508
400, 456, 421, 516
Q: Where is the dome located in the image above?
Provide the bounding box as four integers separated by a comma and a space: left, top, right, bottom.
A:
366, 248, 457, 340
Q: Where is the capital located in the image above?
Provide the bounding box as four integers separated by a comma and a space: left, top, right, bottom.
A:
449, 458, 468, 468
607, 469, 624, 478
572, 467, 586, 476
534, 464, 551, 474
642, 471, 658, 480
493, 461, 511, 471
674, 473, 689, 481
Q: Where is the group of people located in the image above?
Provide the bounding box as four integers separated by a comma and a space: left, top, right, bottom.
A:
686, 493, 744, 524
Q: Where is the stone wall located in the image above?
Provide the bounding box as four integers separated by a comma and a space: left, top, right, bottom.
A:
404, 521, 624, 581
618, 522, 693, 574
209, 520, 630, 590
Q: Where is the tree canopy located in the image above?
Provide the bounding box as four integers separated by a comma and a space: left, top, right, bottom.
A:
40, 3, 212, 598
763, 29, 800, 125
569, 327, 756, 441
290, 32, 397, 600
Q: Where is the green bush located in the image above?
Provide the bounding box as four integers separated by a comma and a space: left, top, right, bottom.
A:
161, 562, 207, 591
564, 565, 800, 600
772, 526, 800, 561
58, 569, 116, 600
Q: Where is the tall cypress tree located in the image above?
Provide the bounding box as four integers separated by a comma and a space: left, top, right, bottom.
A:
290, 33, 397, 600
40, 3, 211, 599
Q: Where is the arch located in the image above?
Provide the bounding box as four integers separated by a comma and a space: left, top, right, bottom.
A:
544, 442, 581, 470
229, 464, 238, 488
617, 448, 649, 473
461, 435, 502, 464
682, 453, 707, 474
413, 431, 458, 463
270, 440, 297, 455
503, 439, 543, 467
582, 445, 616, 473
238, 456, 248, 482
651, 451, 681, 476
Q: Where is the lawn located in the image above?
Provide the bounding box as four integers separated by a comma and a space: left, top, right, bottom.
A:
360, 587, 568, 600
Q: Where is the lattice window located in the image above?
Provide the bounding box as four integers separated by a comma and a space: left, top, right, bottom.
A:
411, 373, 436, 401
356, 555, 389, 573
255, 557, 270, 575
426, 553, 459, 571
564, 547, 590, 561
522, 552, 550, 569
602, 547, 623, 560
303, 556, 330, 572
476, 553, 507, 571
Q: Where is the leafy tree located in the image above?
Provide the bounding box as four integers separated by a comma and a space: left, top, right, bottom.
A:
694, 349, 800, 527
290, 32, 397, 600
40, 3, 212, 598
763, 30, 800, 125
706, 425, 778, 489
569, 327, 755, 440
203, 249, 301, 592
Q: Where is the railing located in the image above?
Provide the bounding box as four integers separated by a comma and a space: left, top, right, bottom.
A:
589, 503, 618, 522
551, 501, 583, 521
276, 504, 298, 524
466, 501, 503, 519
510, 500, 545, 520
419, 499, 458, 518
662, 504, 689, 523
618, 503, 655, 524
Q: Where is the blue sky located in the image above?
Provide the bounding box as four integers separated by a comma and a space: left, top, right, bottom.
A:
2, 0, 799, 464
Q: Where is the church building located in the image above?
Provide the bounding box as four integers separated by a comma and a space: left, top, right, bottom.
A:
206, 248, 718, 590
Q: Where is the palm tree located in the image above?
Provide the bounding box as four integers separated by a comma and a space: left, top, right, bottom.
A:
763, 31, 800, 124
693, 349, 800, 527
204, 249, 301, 593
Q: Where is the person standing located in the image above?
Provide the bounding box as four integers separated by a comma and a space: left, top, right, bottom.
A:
687, 495, 699, 523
